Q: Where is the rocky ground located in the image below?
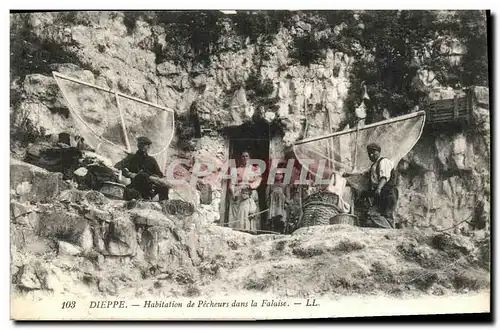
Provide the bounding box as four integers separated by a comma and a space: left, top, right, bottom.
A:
10, 159, 490, 303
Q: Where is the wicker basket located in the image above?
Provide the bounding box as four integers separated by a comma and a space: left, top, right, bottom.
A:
298, 192, 341, 228
329, 214, 357, 226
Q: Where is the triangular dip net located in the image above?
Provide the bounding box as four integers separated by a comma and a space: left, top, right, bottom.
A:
293, 111, 426, 190
53, 72, 175, 172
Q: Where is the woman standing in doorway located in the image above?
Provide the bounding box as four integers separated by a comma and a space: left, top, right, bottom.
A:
227, 150, 262, 231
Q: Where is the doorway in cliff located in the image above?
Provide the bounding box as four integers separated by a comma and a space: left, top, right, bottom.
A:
221, 120, 271, 231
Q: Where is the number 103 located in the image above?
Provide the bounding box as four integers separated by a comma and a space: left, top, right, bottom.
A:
62, 301, 76, 309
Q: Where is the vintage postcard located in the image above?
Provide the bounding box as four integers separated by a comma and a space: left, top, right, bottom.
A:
9, 10, 491, 320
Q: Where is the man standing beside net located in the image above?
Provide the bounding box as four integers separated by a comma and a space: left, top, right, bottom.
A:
344, 142, 399, 228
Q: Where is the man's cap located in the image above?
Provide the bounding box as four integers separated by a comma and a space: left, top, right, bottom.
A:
137, 136, 153, 145
367, 143, 381, 152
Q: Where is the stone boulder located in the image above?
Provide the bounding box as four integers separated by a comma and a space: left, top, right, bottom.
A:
168, 185, 200, 208
139, 225, 191, 266
37, 204, 90, 248
105, 217, 138, 257
98, 277, 118, 295
58, 241, 83, 256
83, 205, 114, 223
84, 190, 109, 207
129, 208, 175, 227
15, 260, 53, 291
432, 232, 475, 256
14, 102, 69, 136
15, 259, 68, 293
473, 86, 489, 107
58, 189, 88, 204
11, 159, 70, 203
17, 264, 42, 290
194, 224, 253, 261
10, 200, 39, 227
435, 133, 472, 171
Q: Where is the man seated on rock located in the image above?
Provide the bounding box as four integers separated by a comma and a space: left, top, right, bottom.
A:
343, 142, 399, 229
114, 136, 169, 202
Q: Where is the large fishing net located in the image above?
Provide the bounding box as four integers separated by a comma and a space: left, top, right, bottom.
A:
293, 111, 426, 190
53, 72, 175, 172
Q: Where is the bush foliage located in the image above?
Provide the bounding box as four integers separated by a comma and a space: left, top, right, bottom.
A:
11, 11, 489, 123
128, 10, 488, 120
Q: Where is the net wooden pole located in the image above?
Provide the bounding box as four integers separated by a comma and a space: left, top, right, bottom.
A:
350, 121, 361, 216
115, 91, 132, 153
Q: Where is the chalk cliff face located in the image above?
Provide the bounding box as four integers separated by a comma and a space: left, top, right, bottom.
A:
397, 86, 490, 230
10, 12, 354, 160
10, 11, 490, 231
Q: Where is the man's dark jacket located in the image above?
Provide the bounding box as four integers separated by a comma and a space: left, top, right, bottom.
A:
115, 151, 164, 178
115, 151, 166, 200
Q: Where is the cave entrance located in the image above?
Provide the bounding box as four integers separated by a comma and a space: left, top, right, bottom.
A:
222, 120, 271, 231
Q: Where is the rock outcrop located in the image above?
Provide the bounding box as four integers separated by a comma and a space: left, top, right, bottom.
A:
397, 87, 490, 231
10, 159, 71, 203
10, 164, 490, 298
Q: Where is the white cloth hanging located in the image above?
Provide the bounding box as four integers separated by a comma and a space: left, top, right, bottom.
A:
327, 173, 351, 213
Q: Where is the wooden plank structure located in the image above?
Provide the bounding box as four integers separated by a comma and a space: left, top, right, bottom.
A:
425, 88, 474, 125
